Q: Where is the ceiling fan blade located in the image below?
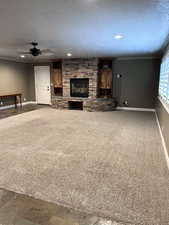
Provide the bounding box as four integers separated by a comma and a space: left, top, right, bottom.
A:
41, 49, 55, 53
40, 49, 55, 56
20, 51, 31, 55
31, 53, 53, 58
43, 53, 55, 56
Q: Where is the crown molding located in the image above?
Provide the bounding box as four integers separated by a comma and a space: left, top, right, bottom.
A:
114, 55, 161, 61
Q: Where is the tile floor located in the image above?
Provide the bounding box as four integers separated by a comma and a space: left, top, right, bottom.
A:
0, 104, 46, 120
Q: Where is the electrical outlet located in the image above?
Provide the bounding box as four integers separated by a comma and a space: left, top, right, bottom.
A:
117, 74, 122, 78
123, 100, 128, 106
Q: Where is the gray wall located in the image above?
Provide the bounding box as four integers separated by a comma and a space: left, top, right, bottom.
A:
0, 59, 34, 106
0, 58, 161, 108
27, 65, 35, 102
156, 98, 169, 155
113, 58, 160, 108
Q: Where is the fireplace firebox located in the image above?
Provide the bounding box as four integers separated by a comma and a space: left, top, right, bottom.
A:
70, 78, 89, 98
69, 101, 83, 110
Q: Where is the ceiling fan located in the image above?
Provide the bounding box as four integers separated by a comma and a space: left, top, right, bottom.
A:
21, 41, 54, 57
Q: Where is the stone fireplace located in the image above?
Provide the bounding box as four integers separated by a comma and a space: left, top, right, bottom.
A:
52, 58, 115, 111
70, 78, 89, 98
62, 58, 97, 98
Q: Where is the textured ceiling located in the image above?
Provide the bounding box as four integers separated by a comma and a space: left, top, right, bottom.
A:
0, 0, 169, 61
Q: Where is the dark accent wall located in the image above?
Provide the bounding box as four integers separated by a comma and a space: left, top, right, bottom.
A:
113, 58, 160, 108
156, 98, 169, 155
0, 59, 34, 107
27, 64, 36, 102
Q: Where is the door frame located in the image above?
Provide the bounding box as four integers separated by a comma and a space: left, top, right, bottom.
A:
34, 65, 52, 105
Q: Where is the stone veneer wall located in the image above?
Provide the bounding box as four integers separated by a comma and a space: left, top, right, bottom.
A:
52, 58, 115, 111
62, 58, 98, 98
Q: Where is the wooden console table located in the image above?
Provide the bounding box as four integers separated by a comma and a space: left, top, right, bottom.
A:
0, 93, 22, 109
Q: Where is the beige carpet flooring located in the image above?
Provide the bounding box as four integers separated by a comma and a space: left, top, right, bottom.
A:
0, 108, 168, 225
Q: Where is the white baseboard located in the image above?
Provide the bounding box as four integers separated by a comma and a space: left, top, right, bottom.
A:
155, 112, 169, 170
116, 107, 155, 112
23, 101, 37, 105
0, 101, 37, 111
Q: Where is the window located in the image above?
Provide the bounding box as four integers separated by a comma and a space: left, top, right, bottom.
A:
159, 52, 169, 105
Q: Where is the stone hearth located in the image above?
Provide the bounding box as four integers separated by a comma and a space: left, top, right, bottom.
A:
52, 97, 115, 111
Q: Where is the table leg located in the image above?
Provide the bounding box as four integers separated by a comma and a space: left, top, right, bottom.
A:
14, 96, 17, 109
20, 95, 22, 108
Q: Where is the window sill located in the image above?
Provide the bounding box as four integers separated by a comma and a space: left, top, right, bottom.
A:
158, 96, 169, 115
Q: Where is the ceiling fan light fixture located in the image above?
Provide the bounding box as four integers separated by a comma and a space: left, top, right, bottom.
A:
20, 41, 54, 57
30, 47, 41, 57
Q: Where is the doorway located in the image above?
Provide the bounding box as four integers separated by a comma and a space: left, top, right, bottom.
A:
34, 66, 51, 105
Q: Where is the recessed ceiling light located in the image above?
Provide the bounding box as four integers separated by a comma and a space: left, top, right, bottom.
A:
114, 34, 123, 39
67, 53, 72, 57
20, 55, 25, 58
